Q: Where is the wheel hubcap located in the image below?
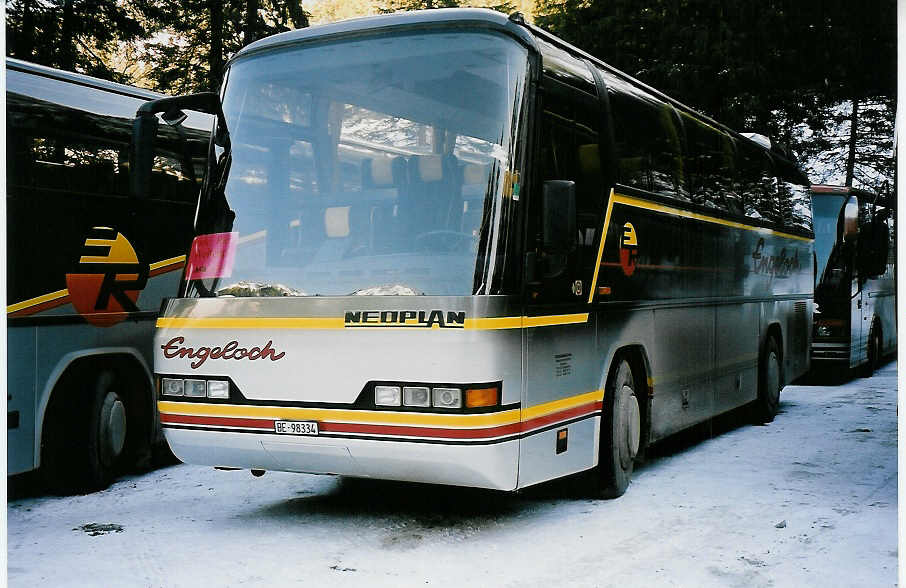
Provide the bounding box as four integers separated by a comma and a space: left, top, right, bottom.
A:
618, 384, 641, 469
99, 391, 127, 467
767, 351, 780, 405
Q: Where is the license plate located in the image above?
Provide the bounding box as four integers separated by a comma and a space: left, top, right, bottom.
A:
274, 421, 319, 436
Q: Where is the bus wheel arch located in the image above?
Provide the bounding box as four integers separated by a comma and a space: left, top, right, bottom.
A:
40, 353, 152, 493
596, 345, 650, 498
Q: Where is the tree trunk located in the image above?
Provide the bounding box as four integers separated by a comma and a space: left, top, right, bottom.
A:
845, 97, 859, 186
60, 0, 74, 71
19, 0, 36, 60
209, 0, 223, 92
244, 0, 259, 46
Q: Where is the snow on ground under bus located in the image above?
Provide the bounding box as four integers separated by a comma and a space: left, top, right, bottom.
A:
7, 362, 897, 587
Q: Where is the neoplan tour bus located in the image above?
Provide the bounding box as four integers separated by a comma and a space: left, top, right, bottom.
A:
811, 184, 895, 374
135, 10, 814, 497
7, 58, 211, 491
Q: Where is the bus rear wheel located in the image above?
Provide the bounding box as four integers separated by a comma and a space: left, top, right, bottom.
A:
863, 324, 882, 376
752, 336, 781, 423
597, 358, 641, 498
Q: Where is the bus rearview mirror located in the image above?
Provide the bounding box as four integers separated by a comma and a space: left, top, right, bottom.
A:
841, 197, 859, 242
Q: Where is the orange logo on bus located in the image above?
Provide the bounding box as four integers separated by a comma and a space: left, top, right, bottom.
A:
65, 227, 149, 327
619, 222, 639, 276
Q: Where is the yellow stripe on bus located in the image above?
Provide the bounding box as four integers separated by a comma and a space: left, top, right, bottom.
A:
157, 313, 589, 330
612, 193, 813, 242
521, 389, 604, 420
6, 289, 69, 314
149, 255, 187, 271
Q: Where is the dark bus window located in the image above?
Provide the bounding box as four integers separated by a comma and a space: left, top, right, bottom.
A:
538, 83, 603, 293
776, 160, 812, 233
6, 75, 206, 204
737, 140, 779, 223
682, 114, 739, 214
606, 77, 687, 201
538, 39, 597, 98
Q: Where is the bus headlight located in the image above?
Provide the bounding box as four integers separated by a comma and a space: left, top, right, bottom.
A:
403, 386, 430, 407
207, 380, 230, 399
184, 379, 206, 397
432, 387, 462, 409
375, 386, 402, 406
161, 378, 184, 396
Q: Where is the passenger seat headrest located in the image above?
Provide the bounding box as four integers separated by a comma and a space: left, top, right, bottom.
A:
324, 206, 350, 238
578, 144, 601, 176
416, 155, 444, 182
463, 163, 490, 185
370, 157, 396, 187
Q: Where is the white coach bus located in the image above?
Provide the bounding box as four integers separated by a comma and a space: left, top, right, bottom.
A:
133, 10, 814, 497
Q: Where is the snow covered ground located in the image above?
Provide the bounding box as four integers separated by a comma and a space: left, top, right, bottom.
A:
8, 362, 897, 587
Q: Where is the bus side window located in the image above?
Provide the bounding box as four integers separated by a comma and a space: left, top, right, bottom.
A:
609, 87, 687, 201
776, 160, 812, 233
683, 115, 738, 213
737, 142, 779, 224
538, 83, 602, 295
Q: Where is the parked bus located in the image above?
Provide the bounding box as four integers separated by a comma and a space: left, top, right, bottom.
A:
811, 184, 895, 373
136, 9, 814, 497
6, 58, 211, 491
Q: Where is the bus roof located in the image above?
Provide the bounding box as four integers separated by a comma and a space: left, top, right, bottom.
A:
234, 8, 537, 62
811, 184, 894, 208
6, 57, 165, 102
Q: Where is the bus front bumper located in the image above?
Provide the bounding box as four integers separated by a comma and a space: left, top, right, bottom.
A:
163, 426, 520, 491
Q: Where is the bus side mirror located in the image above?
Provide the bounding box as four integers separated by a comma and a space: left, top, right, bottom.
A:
542, 180, 577, 254
130, 92, 227, 199
859, 219, 890, 278
841, 197, 859, 242
130, 112, 158, 199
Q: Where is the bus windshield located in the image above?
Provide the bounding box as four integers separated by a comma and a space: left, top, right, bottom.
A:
190, 30, 528, 298
811, 194, 848, 291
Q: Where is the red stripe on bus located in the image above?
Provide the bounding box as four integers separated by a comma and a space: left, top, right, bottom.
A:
161, 413, 274, 429
8, 295, 72, 317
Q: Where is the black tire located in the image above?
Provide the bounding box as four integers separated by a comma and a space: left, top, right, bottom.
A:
42, 368, 133, 493
596, 358, 642, 498
862, 323, 881, 377
752, 336, 782, 424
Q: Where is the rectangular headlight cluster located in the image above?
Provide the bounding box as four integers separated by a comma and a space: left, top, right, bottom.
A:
161, 377, 229, 400
374, 384, 498, 410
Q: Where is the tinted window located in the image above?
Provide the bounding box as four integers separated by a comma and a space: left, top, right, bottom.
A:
682, 114, 738, 213
736, 140, 779, 223
538, 39, 597, 97
6, 70, 207, 204
538, 84, 602, 290
606, 77, 687, 201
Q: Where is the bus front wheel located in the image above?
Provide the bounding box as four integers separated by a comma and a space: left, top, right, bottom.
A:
597, 358, 641, 498
42, 368, 132, 493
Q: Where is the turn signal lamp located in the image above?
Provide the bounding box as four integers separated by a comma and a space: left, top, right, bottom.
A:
465, 387, 499, 408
